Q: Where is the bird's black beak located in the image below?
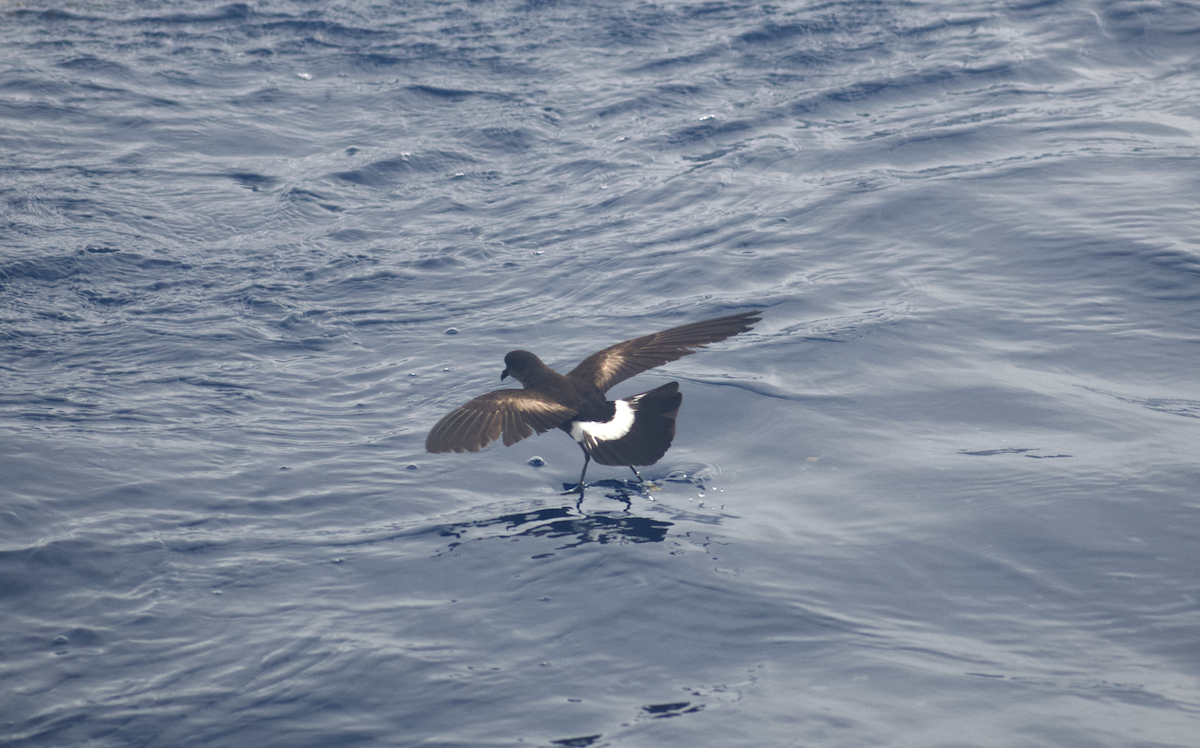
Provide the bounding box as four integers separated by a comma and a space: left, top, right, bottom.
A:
501, 368, 509, 381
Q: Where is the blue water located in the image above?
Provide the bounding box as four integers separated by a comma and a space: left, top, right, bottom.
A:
3, 0, 1199, 745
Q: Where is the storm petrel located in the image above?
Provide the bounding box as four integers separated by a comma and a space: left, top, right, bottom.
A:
425, 310, 761, 492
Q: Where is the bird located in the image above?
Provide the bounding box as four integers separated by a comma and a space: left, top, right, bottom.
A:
425, 310, 761, 493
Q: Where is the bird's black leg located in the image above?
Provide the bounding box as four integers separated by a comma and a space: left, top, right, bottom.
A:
562, 447, 591, 496
578, 452, 591, 491
629, 466, 644, 482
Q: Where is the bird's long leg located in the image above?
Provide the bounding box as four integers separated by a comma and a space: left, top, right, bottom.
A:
578, 451, 591, 491
562, 446, 591, 496
629, 466, 643, 482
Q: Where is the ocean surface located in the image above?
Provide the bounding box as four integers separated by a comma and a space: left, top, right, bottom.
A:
2, 0, 1199, 745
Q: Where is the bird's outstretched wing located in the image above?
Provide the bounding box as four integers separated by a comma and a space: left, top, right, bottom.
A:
566, 310, 761, 393
426, 389, 577, 453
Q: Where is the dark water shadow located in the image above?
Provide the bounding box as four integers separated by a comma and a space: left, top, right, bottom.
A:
319, 477, 739, 557
546, 700, 706, 746
957, 447, 1071, 458
429, 485, 673, 559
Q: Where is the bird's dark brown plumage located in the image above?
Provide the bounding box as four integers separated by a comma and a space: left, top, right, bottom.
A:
568, 311, 763, 393
425, 311, 760, 483
423, 390, 576, 454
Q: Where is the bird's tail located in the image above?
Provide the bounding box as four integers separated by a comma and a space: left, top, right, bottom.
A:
586, 382, 681, 467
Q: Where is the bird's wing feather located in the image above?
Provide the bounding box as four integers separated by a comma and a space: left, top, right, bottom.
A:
426, 389, 577, 453
566, 310, 761, 392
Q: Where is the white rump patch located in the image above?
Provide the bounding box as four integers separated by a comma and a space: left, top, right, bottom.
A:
570, 399, 636, 443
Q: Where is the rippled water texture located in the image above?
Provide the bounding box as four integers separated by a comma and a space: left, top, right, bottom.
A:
2, 0, 1199, 745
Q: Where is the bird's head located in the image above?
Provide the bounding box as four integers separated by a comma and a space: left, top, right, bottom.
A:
501, 350, 543, 384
